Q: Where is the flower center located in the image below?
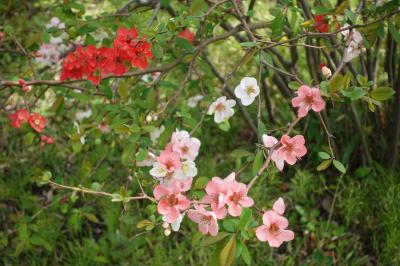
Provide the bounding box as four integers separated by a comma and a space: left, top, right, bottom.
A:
305, 95, 313, 105
34, 119, 41, 125
245, 85, 255, 95
215, 103, 226, 112
270, 223, 279, 235
181, 146, 189, 154
229, 192, 241, 204
166, 195, 178, 207
200, 215, 212, 225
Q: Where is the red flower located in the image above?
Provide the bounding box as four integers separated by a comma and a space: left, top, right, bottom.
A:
19, 79, 30, 92
178, 28, 195, 44
28, 113, 46, 133
9, 109, 30, 128
40, 135, 54, 147
313, 15, 329, 33
60, 46, 87, 81
0, 31, 5, 40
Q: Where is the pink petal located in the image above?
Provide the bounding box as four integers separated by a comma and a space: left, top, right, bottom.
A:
153, 184, 170, 200
157, 200, 170, 215
208, 221, 219, 236
291, 96, 303, 107
239, 196, 254, 207
177, 195, 190, 210
267, 234, 284, 248
214, 207, 228, 219
284, 152, 297, 165
228, 203, 242, 217
198, 222, 209, 235
276, 229, 295, 242
165, 207, 180, 223
255, 225, 269, 242
297, 104, 310, 118
187, 210, 201, 223
263, 134, 278, 148
272, 197, 285, 215
312, 98, 325, 112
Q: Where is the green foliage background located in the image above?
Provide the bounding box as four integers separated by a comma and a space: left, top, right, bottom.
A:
1, 0, 400, 265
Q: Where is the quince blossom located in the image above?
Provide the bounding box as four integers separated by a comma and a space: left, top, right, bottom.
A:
256, 198, 294, 247
188, 204, 219, 236
341, 24, 363, 62
271, 134, 307, 171
153, 181, 190, 223
207, 96, 236, 124
171, 129, 201, 161
234, 77, 260, 106
291, 85, 325, 118
9, 109, 30, 128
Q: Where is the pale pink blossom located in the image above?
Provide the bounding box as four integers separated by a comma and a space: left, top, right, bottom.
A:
271, 134, 307, 171
262, 134, 278, 148
234, 77, 260, 106
291, 85, 325, 118
170, 130, 201, 161
187, 204, 219, 236
150, 149, 182, 178
153, 181, 190, 223
225, 177, 254, 217
207, 96, 236, 124
341, 24, 363, 62
202, 175, 230, 219
256, 197, 294, 247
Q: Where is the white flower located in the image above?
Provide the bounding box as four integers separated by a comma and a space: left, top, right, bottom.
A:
234, 77, 260, 106
46, 17, 60, 28
150, 125, 165, 144
207, 96, 236, 124
75, 109, 92, 121
187, 95, 203, 108
162, 213, 185, 232
173, 161, 197, 180
150, 162, 167, 178
136, 152, 156, 167
341, 24, 363, 63
321, 66, 332, 79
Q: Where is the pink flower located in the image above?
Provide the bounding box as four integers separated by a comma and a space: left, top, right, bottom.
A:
187, 205, 219, 236
262, 134, 278, 148
170, 130, 201, 161
225, 177, 254, 217
271, 134, 307, 171
291, 85, 325, 118
9, 109, 30, 128
255, 198, 294, 248
202, 175, 231, 219
153, 181, 190, 223
40, 135, 54, 147
150, 149, 182, 178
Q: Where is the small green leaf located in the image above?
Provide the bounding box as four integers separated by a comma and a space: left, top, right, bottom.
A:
329, 74, 344, 93
318, 151, 331, 160
271, 14, 285, 39
219, 234, 237, 266
201, 232, 231, 246
252, 151, 263, 175
136, 219, 153, 229
333, 159, 346, 173
317, 159, 332, 171
370, 87, 395, 101
193, 176, 209, 190
240, 42, 257, 47
222, 219, 237, 233
219, 121, 230, 132
238, 208, 252, 230
240, 239, 251, 265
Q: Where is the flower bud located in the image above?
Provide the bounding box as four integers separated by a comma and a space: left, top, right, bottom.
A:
146, 115, 152, 123
162, 222, 169, 229
321, 66, 332, 79
361, 47, 366, 53
152, 114, 158, 121
164, 229, 171, 236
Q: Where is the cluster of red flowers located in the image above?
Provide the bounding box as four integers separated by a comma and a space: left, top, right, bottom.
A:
9, 109, 53, 146
60, 27, 153, 85
313, 15, 329, 33
19, 79, 31, 92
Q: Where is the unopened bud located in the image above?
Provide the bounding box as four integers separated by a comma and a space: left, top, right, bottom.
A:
321, 66, 332, 79
164, 229, 171, 236
162, 222, 169, 229
145, 115, 152, 123
361, 47, 366, 53
152, 114, 158, 121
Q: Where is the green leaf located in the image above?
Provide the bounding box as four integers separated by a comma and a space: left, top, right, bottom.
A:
388, 22, 400, 44
231, 149, 253, 158
136, 219, 153, 229
342, 87, 367, 101
240, 42, 257, 47
219, 121, 230, 132
201, 232, 231, 246
271, 14, 285, 39
289, 81, 301, 90
317, 159, 332, 171
329, 74, 344, 93
370, 87, 395, 101
219, 234, 237, 266
252, 151, 263, 175
240, 239, 251, 265
238, 208, 252, 230
222, 219, 237, 233
193, 176, 209, 190
344, 9, 357, 24
333, 159, 346, 173
318, 151, 331, 160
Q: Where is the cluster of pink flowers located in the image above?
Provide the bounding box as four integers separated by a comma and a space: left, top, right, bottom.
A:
60, 27, 152, 85
9, 109, 53, 146
188, 172, 254, 236
256, 198, 294, 247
